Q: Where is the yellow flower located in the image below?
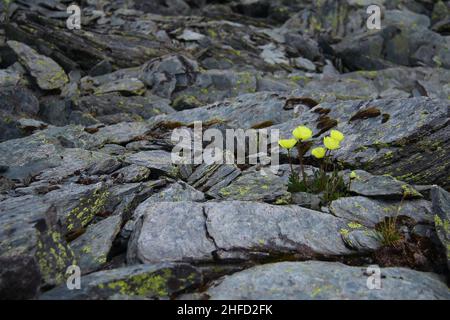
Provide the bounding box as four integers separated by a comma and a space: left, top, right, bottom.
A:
278, 139, 297, 150
311, 147, 326, 159
350, 171, 358, 179
292, 126, 312, 141
330, 129, 344, 142
323, 136, 340, 150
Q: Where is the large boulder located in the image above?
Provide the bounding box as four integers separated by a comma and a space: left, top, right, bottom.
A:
273, 97, 450, 188
206, 261, 450, 300
127, 201, 353, 264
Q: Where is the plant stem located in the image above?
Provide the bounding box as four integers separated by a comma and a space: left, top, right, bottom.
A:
296, 143, 308, 189
287, 149, 294, 176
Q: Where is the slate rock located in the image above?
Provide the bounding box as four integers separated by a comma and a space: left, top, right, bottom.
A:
0, 255, 41, 300
206, 261, 450, 300
329, 196, 433, 228
112, 164, 151, 183
71, 215, 122, 274
431, 186, 450, 268
128, 201, 352, 264
41, 263, 203, 300
347, 170, 422, 199
125, 150, 179, 177
7, 40, 68, 90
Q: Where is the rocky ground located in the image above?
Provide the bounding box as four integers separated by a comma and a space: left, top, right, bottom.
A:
0, 0, 449, 300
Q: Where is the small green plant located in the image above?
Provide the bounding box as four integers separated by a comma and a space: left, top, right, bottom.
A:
280, 127, 350, 204
374, 217, 402, 247
374, 193, 406, 247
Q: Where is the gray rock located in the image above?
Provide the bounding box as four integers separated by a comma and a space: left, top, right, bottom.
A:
94, 78, 145, 96
291, 192, 322, 210
347, 170, 422, 198
0, 68, 21, 86
128, 201, 352, 264
112, 164, 151, 183
215, 167, 290, 203
150, 92, 298, 130
188, 164, 241, 195
7, 40, 68, 90
74, 93, 174, 124
274, 97, 449, 188
127, 202, 216, 264
71, 215, 122, 274
431, 186, 450, 268
0, 85, 39, 116
94, 122, 151, 145
341, 229, 381, 253
140, 54, 199, 99
17, 118, 48, 131
206, 261, 450, 300
139, 181, 204, 204
329, 196, 433, 228
125, 150, 178, 176
41, 263, 203, 300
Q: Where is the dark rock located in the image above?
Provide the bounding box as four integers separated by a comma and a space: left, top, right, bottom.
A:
7, 40, 68, 90
41, 263, 203, 300
0, 255, 41, 300
431, 186, 450, 268
71, 215, 122, 274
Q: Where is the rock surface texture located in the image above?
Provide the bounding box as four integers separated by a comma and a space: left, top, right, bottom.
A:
0, 0, 449, 300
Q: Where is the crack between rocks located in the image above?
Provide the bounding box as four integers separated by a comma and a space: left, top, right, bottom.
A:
201, 206, 221, 253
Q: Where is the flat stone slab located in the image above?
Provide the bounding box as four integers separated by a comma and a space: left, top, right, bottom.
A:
347, 170, 422, 198
329, 196, 433, 228
7, 40, 68, 90
125, 150, 178, 176
206, 261, 450, 300
127, 201, 352, 264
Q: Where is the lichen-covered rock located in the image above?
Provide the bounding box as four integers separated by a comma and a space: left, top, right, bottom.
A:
125, 150, 179, 177
206, 261, 450, 300
112, 164, 151, 183
40, 263, 203, 300
127, 202, 216, 263
346, 170, 422, 199
431, 186, 450, 268
329, 196, 433, 228
71, 215, 122, 274
94, 78, 146, 96
93, 122, 151, 145
274, 97, 450, 188
215, 166, 290, 203
150, 92, 300, 130
7, 40, 68, 90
